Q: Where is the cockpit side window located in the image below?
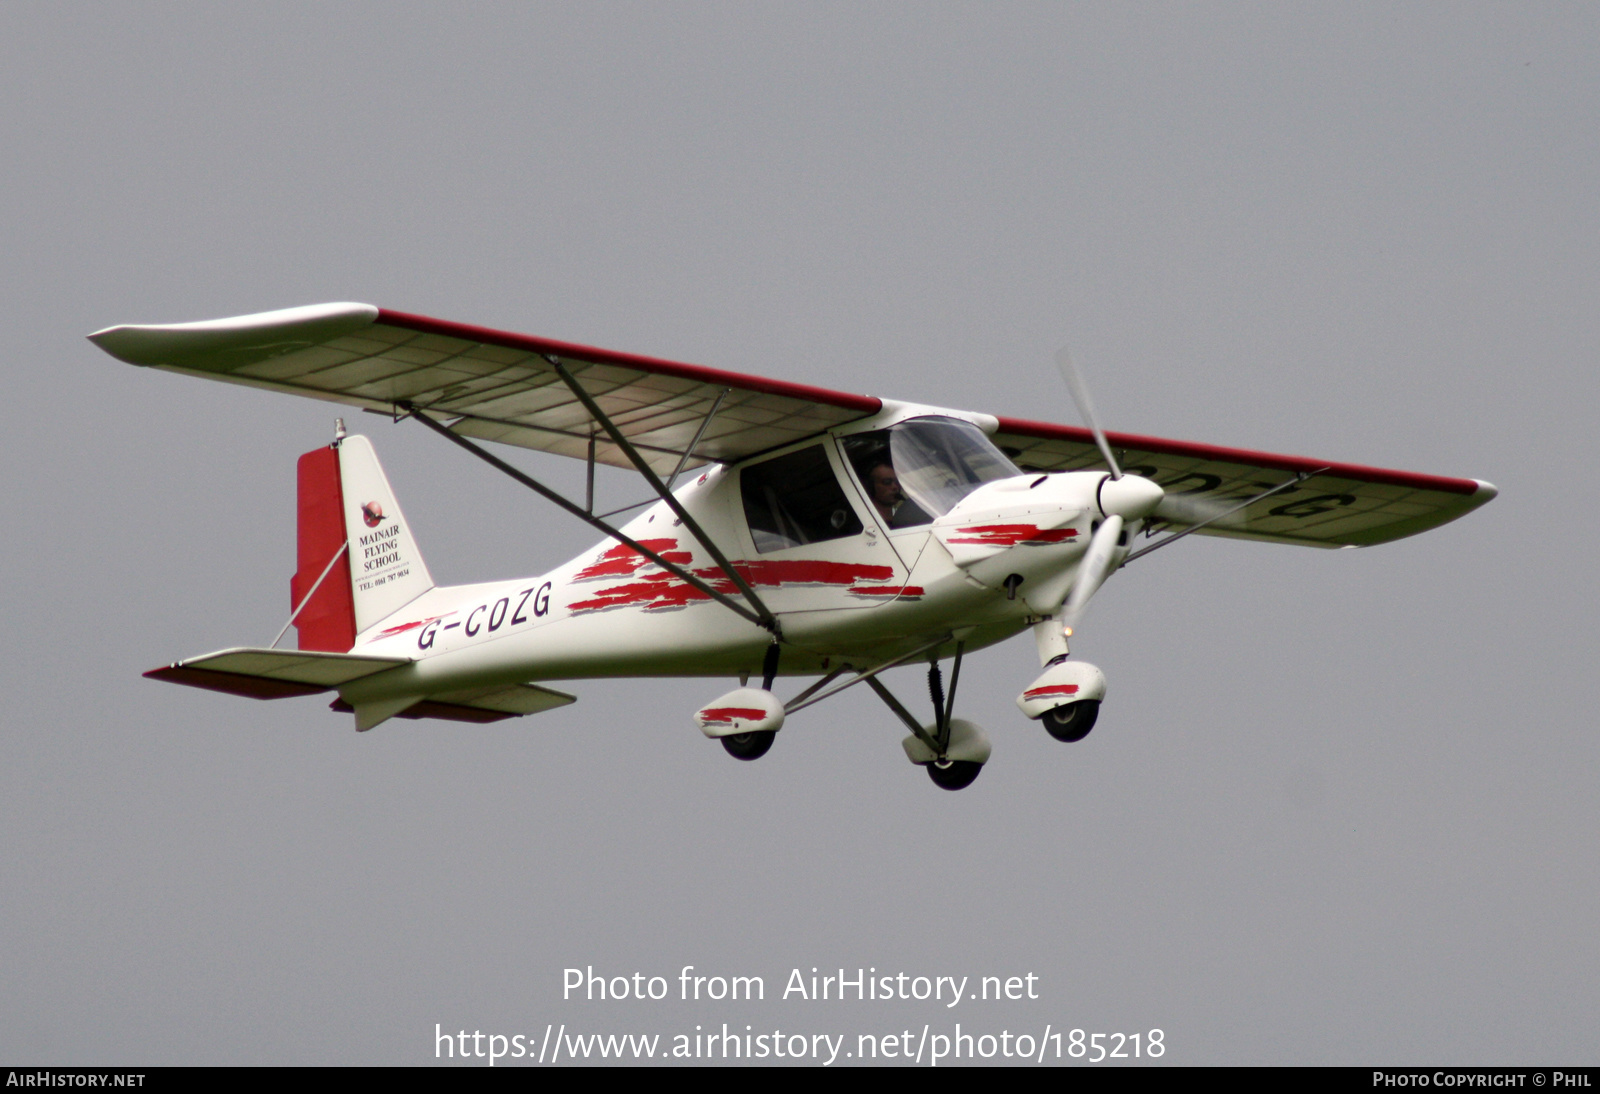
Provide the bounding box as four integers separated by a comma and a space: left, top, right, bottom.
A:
740, 445, 864, 553
843, 417, 1021, 528
842, 430, 933, 528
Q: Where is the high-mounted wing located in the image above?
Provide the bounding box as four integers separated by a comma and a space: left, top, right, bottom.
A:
90, 303, 882, 476
90, 303, 1493, 547
993, 417, 1495, 548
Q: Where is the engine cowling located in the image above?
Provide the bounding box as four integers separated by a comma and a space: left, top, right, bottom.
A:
930, 471, 1159, 614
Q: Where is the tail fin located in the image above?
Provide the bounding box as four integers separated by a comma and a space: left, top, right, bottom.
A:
290, 435, 433, 651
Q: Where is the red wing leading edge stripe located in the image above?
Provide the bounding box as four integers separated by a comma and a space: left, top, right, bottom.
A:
376, 309, 883, 415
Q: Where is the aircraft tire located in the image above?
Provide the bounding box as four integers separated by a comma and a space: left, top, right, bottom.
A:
720, 730, 776, 761
926, 759, 982, 791
1042, 699, 1099, 743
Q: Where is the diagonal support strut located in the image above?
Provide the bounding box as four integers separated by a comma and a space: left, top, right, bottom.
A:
400, 404, 768, 630
546, 357, 779, 636
1120, 470, 1326, 566
783, 635, 951, 716
664, 387, 729, 493
865, 676, 943, 755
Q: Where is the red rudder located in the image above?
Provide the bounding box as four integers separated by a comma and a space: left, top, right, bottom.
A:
290, 446, 357, 652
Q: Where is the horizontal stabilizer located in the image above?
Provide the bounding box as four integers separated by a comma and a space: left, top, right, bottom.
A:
145, 647, 409, 699
329, 683, 576, 724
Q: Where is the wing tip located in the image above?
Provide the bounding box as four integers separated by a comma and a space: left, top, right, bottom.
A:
88, 302, 379, 367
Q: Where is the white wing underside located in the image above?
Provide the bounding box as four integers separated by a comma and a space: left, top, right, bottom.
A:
90, 303, 880, 477
91, 302, 1495, 548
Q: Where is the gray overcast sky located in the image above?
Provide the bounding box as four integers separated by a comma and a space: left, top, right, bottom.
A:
3, 1, 1595, 1066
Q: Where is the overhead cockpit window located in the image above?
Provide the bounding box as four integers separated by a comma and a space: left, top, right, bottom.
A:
842, 417, 1021, 528
741, 445, 864, 553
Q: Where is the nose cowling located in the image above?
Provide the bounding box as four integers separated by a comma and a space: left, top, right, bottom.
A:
1097, 474, 1163, 520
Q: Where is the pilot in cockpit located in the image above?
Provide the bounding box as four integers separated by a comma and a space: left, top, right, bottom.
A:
866, 462, 904, 523
864, 459, 932, 528
848, 420, 1012, 531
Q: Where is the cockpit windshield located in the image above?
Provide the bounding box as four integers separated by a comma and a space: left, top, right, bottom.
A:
842, 417, 1021, 528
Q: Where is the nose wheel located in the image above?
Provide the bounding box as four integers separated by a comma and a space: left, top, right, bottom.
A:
720, 730, 776, 760
1041, 699, 1099, 742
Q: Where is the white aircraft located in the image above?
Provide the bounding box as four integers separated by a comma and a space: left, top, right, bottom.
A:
90, 303, 1496, 790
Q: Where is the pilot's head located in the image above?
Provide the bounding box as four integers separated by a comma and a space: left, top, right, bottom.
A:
868, 463, 903, 519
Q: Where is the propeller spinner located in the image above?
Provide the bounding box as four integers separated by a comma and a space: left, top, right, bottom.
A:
1050, 344, 1228, 636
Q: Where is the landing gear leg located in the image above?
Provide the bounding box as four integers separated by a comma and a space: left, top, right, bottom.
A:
760, 641, 781, 691
869, 643, 988, 791
719, 641, 783, 760
1032, 615, 1070, 666
927, 648, 961, 749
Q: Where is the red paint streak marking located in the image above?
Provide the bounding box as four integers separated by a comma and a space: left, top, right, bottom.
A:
848, 585, 925, 598
698, 707, 769, 723
1024, 684, 1081, 700
568, 574, 707, 613
735, 559, 895, 586
377, 613, 451, 638
574, 539, 688, 580
947, 524, 1079, 547
570, 558, 905, 614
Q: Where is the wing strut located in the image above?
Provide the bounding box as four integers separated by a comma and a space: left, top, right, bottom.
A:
546, 358, 780, 636
1121, 471, 1323, 566
664, 387, 729, 493
401, 404, 770, 631
595, 388, 729, 518
781, 635, 957, 755
864, 676, 934, 749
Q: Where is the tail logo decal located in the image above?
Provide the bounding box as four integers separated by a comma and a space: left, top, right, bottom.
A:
361, 501, 385, 528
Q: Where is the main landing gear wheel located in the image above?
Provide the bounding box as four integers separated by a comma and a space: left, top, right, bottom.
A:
721, 730, 776, 761
926, 758, 983, 791
1042, 699, 1099, 743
